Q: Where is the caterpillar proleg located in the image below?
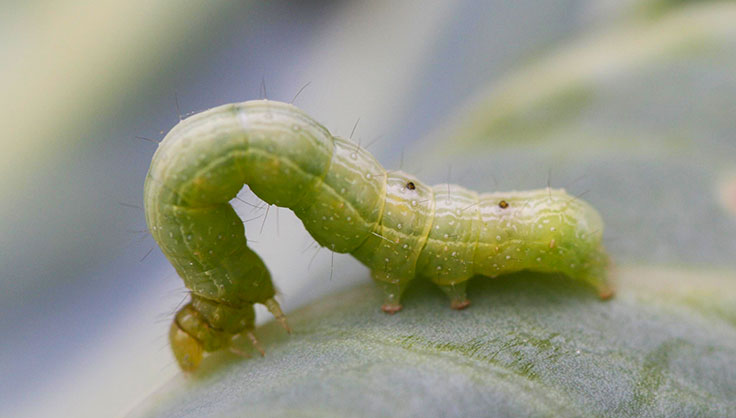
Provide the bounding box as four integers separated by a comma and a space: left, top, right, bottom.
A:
144, 99, 613, 371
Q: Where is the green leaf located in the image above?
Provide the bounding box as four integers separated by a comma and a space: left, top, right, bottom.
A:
132, 267, 736, 417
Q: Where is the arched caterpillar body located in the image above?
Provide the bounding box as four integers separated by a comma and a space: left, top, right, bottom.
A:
144, 99, 613, 371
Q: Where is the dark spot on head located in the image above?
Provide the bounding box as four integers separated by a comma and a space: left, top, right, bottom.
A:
499, 200, 509, 209
406, 181, 416, 190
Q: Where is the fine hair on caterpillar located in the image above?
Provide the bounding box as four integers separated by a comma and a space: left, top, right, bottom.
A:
144, 99, 614, 371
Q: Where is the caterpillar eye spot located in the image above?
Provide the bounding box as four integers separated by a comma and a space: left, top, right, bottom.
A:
499, 200, 509, 209
406, 181, 416, 190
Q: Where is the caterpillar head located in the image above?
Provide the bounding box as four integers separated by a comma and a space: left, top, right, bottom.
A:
169, 320, 204, 372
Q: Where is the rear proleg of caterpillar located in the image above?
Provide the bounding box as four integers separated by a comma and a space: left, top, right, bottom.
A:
375, 277, 411, 314
596, 284, 615, 300
590, 270, 615, 300
581, 248, 615, 300
436, 281, 471, 310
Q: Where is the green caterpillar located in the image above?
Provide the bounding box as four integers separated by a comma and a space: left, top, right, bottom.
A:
144, 99, 613, 371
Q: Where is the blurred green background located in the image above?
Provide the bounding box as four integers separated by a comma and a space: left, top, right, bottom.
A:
1, 1, 735, 417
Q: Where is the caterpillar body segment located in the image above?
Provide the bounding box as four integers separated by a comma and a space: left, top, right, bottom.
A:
144, 100, 612, 371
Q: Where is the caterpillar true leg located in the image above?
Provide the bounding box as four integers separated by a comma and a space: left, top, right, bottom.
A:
245, 331, 265, 356
145, 100, 612, 371
264, 298, 292, 333
228, 345, 252, 359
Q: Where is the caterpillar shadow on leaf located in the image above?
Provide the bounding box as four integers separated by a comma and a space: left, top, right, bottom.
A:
144, 99, 613, 371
